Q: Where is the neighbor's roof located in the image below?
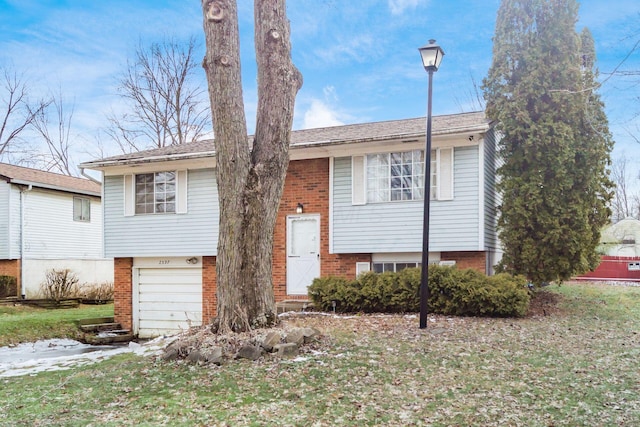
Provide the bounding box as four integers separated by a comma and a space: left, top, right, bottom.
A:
0, 163, 101, 196
81, 111, 490, 169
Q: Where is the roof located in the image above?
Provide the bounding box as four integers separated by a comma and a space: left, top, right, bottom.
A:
81, 111, 490, 169
0, 163, 101, 196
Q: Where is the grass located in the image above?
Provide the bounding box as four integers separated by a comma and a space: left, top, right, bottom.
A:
0, 303, 114, 346
0, 283, 639, 426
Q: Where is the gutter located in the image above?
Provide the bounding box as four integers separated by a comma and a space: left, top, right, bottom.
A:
80, 167, 103, 185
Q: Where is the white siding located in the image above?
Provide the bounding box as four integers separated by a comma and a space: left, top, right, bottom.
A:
0, 181, 9, 258
23, 189, 103, 259
8, 185, 21, 258
331, 146, 480, 253
104, 168, 218, 257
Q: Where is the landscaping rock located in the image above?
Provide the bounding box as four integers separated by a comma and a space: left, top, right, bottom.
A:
186, 349, 208, 364
203, 346, 223, 365
301, 327, 321, 343
274, 343, 298, 358
261, 331, 282, 352
161, 346, 180, 361
285, 329, 305, 346
236, 344, 262, 361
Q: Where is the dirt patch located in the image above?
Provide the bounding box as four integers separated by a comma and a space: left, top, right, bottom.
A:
527, 289, 563, 318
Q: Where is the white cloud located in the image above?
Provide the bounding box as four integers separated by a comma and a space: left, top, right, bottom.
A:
302, 99, 345, 129
388, 0, 422, 15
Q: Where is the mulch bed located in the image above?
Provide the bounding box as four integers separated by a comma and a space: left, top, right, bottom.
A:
527, 289, 563, 317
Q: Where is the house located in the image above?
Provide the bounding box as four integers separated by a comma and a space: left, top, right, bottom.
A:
80, 111, 501, 338
0, 163, 113, 298
577, 217, 640, 282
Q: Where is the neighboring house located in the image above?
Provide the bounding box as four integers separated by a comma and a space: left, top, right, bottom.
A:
0, 163, 113, 298
80, 111, 501, 338
577, 217, 640, 282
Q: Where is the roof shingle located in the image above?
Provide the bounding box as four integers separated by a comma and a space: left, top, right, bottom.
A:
0, 163, 101, 196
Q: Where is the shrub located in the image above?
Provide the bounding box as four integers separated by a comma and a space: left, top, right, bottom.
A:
81, 281, 114, 302
39, 269, 81, 301
0, 275, 17, 298
308, 266, 530, 317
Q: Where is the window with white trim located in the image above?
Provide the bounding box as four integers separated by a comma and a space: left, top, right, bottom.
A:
73, 197, 90, 222
135, 172, 176, 214
373, 262, 421, 273
353, 147, 453, 205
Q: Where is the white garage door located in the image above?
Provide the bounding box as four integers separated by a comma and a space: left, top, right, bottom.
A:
136, 267, 203, 338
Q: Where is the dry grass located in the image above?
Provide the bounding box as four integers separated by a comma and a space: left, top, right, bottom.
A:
0, 282, 639, 426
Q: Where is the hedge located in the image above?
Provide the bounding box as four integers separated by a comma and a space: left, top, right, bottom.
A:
308, 266, 530, 318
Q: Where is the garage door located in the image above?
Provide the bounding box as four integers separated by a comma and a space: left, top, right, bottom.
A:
136, 267, 203, 338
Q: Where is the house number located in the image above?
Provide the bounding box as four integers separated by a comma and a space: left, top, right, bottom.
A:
158, 260, 171, 265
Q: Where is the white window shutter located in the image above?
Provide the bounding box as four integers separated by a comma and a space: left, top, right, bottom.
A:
352, 156, 366, 205
356, 262, 371, 276
177, 170, 188, 214
124, 175, 134, 216
439, 148, 454, 200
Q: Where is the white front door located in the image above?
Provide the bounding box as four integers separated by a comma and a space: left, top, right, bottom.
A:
286, 214, 321, 295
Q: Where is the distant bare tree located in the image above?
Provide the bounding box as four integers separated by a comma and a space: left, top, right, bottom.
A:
0, 67, 50, 162
107, 36, 210, 152
28, 90, 76, 176
610, 156, 640, 222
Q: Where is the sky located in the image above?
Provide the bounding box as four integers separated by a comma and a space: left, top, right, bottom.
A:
0, 0, 638, 176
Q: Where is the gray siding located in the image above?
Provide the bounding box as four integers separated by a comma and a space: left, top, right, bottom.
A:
0, 181, 9, 258
483, 127, 500, 250
104, 168, 218, 257
23, 189, 103, 259
332, 146, 481, 253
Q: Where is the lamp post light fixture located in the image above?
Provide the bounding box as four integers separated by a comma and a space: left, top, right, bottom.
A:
418, 39, 444, 329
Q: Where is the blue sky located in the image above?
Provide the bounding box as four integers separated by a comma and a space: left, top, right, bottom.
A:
0, 0, 638, 170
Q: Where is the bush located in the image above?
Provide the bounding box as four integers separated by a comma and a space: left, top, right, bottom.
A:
308, 266, 530, 317
39, 269, 81, 301
81, 281, 114, 302
0, 275, 17, 298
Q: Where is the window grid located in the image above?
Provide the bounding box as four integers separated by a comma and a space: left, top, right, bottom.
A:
135, 172, 176, 214
366, 150, 436, 203
372, 262, 422, 273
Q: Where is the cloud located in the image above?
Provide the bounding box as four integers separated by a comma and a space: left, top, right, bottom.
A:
301, 99, 345, 129
388, 0, 422, 15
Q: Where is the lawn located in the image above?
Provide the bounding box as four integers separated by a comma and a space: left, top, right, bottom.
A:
0, 283, 639, 426
0, 303, 114, 347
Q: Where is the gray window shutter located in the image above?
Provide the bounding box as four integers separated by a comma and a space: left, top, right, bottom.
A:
439, 148, 454, 200
352, 156, 366, 205
124, 175, 134, 216
176, 170, 188, 214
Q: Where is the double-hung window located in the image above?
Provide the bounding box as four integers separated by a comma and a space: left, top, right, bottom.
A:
73, 197, 91, 222
135, 172, 176, 214
352, 147, 453, 205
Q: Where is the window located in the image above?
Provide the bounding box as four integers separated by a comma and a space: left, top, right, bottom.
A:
366, 150, 432, 203
135, 172, 176, 214
73, 197, 91, 222
373, 262, 421, 273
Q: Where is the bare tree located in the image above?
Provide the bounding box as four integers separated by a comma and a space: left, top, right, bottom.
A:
28, 90, 75, 176
0, 67, 50, 162
610, 156, 640, 222
108, 36, 210, 152
202, 0, 302, 332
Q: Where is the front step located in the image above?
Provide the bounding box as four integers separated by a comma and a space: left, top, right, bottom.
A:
276, 300, 314, 314
78, 316, 135, 345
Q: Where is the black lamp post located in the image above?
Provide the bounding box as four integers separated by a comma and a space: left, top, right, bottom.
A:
418, 39, 444, 329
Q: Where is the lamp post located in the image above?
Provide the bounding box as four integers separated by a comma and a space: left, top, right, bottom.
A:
418, 39, 444, 329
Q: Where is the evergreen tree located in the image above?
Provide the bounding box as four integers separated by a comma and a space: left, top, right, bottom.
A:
483, 0, 613, 284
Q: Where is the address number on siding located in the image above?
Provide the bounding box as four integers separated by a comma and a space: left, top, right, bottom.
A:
158, 260, 171, 265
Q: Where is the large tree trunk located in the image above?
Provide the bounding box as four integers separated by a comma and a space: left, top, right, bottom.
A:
201, 0, 302, 332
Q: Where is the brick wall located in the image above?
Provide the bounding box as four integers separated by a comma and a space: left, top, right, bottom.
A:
441, 251, 487, 273
273, 158, 371, 301
113, 258, 133, 331
202, 256, 217, 322
0, 259, 20, 297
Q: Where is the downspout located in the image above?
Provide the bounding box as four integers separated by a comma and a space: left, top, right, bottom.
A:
20, 184, 33, 299
79, 167, 102, 185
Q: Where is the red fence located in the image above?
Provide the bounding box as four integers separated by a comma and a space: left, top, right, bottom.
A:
576, 256, 640, 282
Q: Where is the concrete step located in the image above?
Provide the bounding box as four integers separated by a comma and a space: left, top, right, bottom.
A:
276, 300, 314, 314
79, 322, 122, 333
